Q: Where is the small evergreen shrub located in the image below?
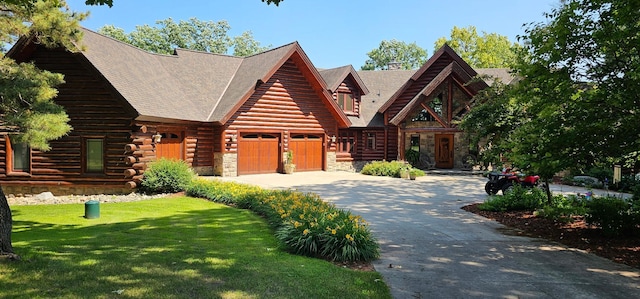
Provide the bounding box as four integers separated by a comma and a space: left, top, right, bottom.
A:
141, 158, 195, 193
479, 185, 545, 211
585, 196, 640, 236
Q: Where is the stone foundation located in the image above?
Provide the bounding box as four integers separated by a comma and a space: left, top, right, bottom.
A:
214, 152, 238, 177
2, 184, 130, 197
333, 160, 369, 173
192, 166, 214, 176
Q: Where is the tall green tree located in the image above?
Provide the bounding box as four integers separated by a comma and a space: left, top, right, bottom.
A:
434, 26, 519, 68
361, 39, 428, 70
0, 0, 92, 259
98, 18, 271, 56
461, 0, 640, 202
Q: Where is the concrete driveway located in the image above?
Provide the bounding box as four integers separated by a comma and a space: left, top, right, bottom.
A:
216, 171, 640, 298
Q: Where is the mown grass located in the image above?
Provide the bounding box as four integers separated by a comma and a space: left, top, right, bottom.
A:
1, 197, 390, 298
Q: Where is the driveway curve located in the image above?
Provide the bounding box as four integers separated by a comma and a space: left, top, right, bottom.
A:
216, 171, 640, 298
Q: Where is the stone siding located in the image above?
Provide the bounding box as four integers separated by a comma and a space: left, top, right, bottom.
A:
2, 184, 130, 196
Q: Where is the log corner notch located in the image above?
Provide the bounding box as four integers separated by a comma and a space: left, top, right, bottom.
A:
123, 134, 156, 189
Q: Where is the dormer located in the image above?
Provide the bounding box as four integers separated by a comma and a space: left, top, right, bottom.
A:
319, 65, 369, 117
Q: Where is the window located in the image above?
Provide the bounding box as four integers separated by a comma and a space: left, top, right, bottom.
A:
338, 132, 355, 153
366, 133, 376, 150
410, 135, 420, 152
85, 138, 104, 173
6, 137, 30, 173
337, 92, 355, 112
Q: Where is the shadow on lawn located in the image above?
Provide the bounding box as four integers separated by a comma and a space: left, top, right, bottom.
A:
3, 201, 317, 298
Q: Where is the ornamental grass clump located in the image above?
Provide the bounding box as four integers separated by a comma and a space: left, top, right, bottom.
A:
186, 179, 380, 262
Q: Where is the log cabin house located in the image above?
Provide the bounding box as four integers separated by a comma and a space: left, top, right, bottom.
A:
1, 28, 508, 195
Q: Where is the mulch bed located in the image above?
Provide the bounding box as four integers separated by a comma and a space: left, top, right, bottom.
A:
462, 203, 640, 269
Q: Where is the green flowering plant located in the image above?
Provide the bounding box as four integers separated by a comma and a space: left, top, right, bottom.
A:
186, 179, 379, 262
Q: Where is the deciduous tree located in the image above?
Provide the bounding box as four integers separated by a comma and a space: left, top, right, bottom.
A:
98, 18, 270, 56
434, 26, 518, 68
361, 39, 428, 70
461, 0, 640, 202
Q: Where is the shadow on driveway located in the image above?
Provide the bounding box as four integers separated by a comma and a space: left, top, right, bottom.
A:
214, 172, 640, 298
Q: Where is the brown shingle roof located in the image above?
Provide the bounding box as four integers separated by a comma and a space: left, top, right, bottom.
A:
319, 65, 369, 95
75, 29, 346, 125
475, 68, 516, 85
354, 69, 415, 127
80, 28, 241, 122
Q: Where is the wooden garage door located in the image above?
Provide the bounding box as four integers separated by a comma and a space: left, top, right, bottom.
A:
289, 134, 323, 171
238, 133, 280, 175
156, 132, 184, 160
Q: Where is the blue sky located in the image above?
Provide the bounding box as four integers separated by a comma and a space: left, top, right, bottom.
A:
67, 0, 558, 69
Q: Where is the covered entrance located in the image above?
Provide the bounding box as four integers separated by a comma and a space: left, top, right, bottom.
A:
289, 134, 324, 171
237, 133, 280, 175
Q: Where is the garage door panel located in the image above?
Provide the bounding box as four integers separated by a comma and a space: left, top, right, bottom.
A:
238, 134, 279, 175
290, 134, 323, 171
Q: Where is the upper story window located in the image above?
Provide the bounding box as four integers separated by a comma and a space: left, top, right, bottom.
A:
337, 92, 355, 113
7, 137, 30, 174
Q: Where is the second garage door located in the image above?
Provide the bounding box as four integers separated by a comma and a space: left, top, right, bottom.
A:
289, 134, 323, 171
237, 133, 280, 175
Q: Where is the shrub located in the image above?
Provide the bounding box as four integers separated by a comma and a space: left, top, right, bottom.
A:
361, 160, 424, 178
141, 158, 195, 193
585, 166, 613, 183
535, 194, 588, 223
404, 149, 420, 167
479, 185, 545, 212
585, 196, 640, 236
186, 179, 380, 262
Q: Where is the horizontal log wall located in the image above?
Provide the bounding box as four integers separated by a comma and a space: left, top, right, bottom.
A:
224, 59, 339, 153
1, 47, 136, 193
333, 77, 361, 116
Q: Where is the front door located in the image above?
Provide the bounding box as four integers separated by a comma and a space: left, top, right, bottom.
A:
435, 134, 454, 168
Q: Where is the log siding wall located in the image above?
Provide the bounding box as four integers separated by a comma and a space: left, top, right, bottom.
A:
1, 47, 136, 193
223, 59, 339, 154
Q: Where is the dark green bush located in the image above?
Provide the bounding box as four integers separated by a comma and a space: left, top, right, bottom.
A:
585, 166, 613, 183
404, 149, 420, 167
141, 158, 195, 194
479, 185, 545, 211
585, 196, 640, 236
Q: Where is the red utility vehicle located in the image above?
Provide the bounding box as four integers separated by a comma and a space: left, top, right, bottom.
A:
484, 168, 542, 195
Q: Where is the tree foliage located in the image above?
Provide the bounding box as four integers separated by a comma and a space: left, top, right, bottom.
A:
0, 0, 94, 258
361, 39, 428, 70
98, 18, 271, 56
461, 0, 640, 202
434, 26, 519, 68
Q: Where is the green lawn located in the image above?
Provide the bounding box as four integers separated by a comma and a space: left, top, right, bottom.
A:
1, 197, 390, 299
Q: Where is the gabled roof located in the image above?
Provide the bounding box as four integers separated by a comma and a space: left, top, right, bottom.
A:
354, 70, 415, 127
377, 44, 476, 114
388, 61, 488, 125
475, 68, 516, 85
319, 65, 369, 95
8, 28, 350, 127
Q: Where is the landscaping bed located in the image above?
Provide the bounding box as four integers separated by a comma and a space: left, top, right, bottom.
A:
462, 203, 640, 269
